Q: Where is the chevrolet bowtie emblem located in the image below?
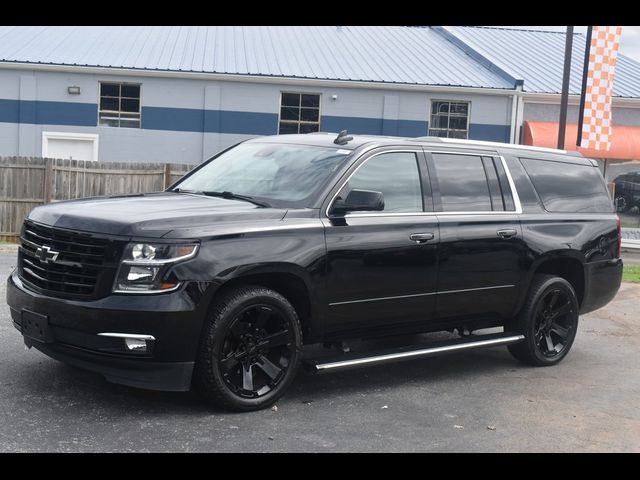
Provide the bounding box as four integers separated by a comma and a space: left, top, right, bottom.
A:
35, 245, 60, 264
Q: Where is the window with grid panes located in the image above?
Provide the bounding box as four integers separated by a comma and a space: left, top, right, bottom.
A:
428, 100, 470, 139
278, 93, 321, 134
99, 83, 141, 128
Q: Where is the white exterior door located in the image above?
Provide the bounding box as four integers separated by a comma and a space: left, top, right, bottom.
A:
42, 132, 99, 161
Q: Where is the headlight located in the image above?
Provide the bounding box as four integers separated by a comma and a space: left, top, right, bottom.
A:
114, 243, 198, 294
124, 243, 197, 264
132, 243, 156, 260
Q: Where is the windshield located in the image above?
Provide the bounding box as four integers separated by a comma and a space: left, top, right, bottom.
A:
174, 142, 351, 207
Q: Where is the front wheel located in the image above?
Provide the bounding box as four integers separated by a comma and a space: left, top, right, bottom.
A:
508, 275, 579, 366
195, 286, 303, 411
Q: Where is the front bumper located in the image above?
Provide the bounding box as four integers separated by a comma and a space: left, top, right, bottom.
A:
7, 271, 212, 391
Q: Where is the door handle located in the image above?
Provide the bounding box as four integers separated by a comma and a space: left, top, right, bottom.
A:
410, 233, 434, 244
497, 229, 518, 239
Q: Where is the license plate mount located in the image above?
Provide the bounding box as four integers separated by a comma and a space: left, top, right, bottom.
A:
21, 310, 55, 343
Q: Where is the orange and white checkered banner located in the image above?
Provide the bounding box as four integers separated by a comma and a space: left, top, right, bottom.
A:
579, 26, 623, 151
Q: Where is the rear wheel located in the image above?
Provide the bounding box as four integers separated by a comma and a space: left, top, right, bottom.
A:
508, 275, 579, 366
195, 286, 303, 411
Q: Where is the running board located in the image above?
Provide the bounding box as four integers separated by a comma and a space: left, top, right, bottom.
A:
305, 332, 524, 374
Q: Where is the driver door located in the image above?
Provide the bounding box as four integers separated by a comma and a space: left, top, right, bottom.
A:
321, 148, 439, 334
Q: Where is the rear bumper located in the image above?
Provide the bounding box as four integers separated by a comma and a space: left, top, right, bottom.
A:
580, 258, 623, 314
7, 271, 213, 391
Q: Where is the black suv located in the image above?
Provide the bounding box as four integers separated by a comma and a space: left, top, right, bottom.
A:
614, 171, 640, 212
6, 133, 623, 411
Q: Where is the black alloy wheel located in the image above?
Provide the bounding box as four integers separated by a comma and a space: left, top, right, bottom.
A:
532, 287, 575, 358
219, 304, 294, 399
195, 286, 303, 411
508, 275, 579, 366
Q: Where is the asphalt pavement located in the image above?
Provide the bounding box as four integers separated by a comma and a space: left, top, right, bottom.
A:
0, 250, 639, 452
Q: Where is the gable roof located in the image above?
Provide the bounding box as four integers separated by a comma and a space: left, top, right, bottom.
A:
1, 26, 639, 98
444, 26, 640, 98
0, 26, 513, 89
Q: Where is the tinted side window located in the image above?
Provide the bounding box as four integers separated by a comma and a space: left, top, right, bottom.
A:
340, 152, 423, 213
520, 157, 613, 213
432, 153, 493, 212
492, 156, 515, 211
482, 157, 504, 210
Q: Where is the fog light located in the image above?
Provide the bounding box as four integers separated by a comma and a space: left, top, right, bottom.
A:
125, 337, 148, 352
97, 333, 155, 354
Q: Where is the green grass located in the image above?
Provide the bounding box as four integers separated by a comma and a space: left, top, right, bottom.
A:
623, 266, 640, 283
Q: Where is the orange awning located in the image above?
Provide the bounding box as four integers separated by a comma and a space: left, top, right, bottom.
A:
523, 121, 640, 161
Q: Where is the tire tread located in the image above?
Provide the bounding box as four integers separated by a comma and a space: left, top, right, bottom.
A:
508, 274, 578, 366
194, 285, 302, 412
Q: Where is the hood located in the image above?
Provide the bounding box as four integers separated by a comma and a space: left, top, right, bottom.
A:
27, 192, 287, 238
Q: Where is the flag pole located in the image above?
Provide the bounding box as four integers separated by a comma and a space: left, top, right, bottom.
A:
558, 26, 574, 149
577, 26, 594, 147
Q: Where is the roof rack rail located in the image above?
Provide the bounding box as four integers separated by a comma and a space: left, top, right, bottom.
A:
413, 136, 583, 157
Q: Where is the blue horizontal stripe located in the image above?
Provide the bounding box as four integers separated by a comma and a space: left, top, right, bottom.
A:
396, 119, 428, 137
321, 115, 383, 135
142, 106, 204, 132
143, 106, 277, 134
0, 99, 96, 126
0, 99, 19, 123
469, 123, 510, 143
37, 101, 96, 126
217, 110, 277, 135
0, 98, 510, 142
322, 115, 427, 137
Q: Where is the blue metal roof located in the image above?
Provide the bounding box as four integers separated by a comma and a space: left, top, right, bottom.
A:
444, 26, 640, 98
0, 26, 514, 89
1, 26, 639, 98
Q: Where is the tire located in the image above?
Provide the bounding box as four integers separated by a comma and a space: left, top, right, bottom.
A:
508, 275, 579, 367
615, 194, 631, 213
194, 286, 303, 412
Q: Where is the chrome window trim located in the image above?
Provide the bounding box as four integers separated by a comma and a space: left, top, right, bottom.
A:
343, 212, 438, 218
325, 149, 426, 219
325, 149, 522, 219
498, 154, 523, 213
429, 152, 523, 215
329, 284, 515, 306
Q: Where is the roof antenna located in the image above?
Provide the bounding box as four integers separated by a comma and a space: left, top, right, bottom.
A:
334, 130, 353, 146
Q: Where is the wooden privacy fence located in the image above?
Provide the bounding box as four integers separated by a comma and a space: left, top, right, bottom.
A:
0, 157, 196, 242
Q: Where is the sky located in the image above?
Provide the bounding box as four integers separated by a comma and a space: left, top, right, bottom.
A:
500, 26, 640, 62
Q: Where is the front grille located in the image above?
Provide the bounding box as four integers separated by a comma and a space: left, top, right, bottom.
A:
18, 220, 119, 298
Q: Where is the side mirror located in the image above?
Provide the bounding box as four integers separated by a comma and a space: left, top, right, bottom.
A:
331, 189, 384, 215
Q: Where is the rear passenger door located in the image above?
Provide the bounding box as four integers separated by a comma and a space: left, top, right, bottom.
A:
425, 149, 526, 323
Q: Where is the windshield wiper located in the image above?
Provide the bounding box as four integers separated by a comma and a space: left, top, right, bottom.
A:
170, 188, 199, 194
201, 191, 271, 208
170, 188, 271, 207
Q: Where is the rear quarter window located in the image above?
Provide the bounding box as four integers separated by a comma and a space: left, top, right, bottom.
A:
520, 157, 613, 213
